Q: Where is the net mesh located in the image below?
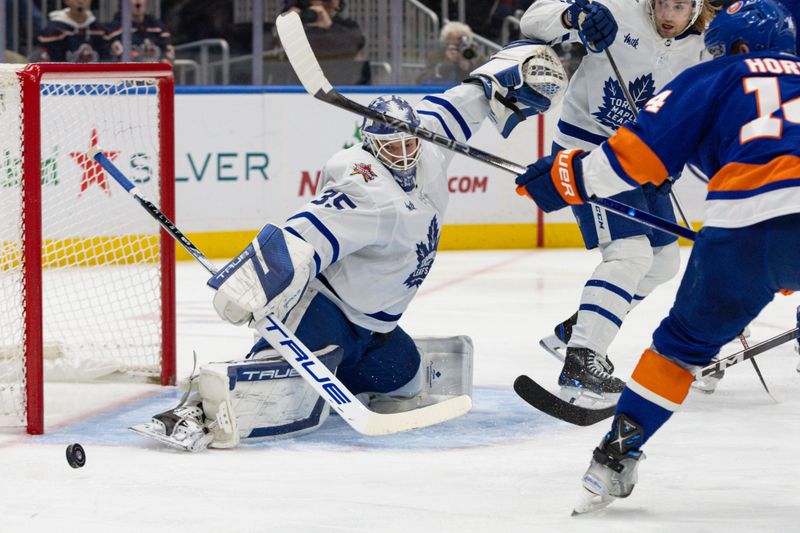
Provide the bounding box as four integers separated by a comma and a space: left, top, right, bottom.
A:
0, 65, 165, 427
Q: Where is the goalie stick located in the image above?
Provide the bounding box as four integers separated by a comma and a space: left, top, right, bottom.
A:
90, 149, 471, 436
275, 11, 697, 242
515, 317, 800, 426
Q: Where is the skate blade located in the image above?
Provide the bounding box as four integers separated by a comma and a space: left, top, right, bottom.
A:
129, 423, 203, 452
572, 485, 614, 516
539, 336, 566, 362
558, 386, 616, 409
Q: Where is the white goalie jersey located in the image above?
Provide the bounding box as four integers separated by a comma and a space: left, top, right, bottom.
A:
521, 0, 706, 149
283, 84, 490, 333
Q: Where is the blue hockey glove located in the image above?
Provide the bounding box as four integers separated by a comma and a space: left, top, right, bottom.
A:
515, 149, 590, 212
466, 40, 568, 138
565, 0, 618, 53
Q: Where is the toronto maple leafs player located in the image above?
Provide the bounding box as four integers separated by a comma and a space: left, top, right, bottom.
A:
516, 0, 800, 512
130, 42, 564, 451
519, 0, 718, 401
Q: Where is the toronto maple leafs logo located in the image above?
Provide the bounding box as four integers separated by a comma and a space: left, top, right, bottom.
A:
404, 216, 440, 289
405, 201, 416, 211
592, 74, 656, 129
350, 162, 377, 183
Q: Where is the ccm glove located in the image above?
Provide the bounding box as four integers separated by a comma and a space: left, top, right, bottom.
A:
565, 0, 618, 53
515, 149, 590, 212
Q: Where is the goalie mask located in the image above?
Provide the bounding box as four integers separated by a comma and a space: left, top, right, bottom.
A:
361, 96, 422, 192
704, 0, 796, 57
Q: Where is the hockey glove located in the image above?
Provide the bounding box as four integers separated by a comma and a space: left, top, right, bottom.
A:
208, 224, 314, 326
466, 40, 567, 138
565, 0, 618, 53
515, 149, 590, 212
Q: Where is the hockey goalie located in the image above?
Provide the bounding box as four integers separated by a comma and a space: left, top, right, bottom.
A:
130, 40, 568, 451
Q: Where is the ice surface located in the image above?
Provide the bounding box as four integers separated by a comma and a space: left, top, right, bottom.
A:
1, 249, 798, 532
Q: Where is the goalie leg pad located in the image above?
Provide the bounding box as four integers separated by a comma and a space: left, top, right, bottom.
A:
368, 335, 474, 414
199, 345, 344, 446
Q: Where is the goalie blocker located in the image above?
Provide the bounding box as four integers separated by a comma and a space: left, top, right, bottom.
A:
134, 336, 473, 451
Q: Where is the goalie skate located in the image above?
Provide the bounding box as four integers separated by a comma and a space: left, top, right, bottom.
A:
129, 404, 228, 453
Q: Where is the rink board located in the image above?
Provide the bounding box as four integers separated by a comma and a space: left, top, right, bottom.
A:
169, 86, 707, 256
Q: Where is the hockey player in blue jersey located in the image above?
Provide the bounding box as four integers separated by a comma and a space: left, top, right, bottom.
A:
130, 41, 565, 451
515, 0, 800, 512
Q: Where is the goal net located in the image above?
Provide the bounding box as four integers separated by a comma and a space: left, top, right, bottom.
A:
0, 64, 176, 434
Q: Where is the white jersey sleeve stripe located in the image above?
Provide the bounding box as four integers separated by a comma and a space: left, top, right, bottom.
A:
286, 211, 341, 263
417, 109, 456, 140
421, 95, 473, 140
283, 225, 321, 276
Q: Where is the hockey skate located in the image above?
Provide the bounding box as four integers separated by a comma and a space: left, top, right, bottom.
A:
691, 365, 725, 394
795, 338, 799, 373
538, 312, 578, 362
129, 404, 215, 452
573, 414, 645, 515
558, 347, 626, 406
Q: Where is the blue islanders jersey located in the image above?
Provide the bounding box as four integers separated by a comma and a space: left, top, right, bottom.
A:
581, 51, 800, 228
283, 84, 490, 333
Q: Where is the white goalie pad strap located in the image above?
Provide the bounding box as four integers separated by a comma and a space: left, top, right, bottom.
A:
199, 345, 344, 446
209, 224, 316, 326
368, 336, 474, 414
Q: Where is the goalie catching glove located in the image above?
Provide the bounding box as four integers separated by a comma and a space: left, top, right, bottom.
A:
466, 40, 567, 138
208, 224, 315, 325
515, 149, 590, 212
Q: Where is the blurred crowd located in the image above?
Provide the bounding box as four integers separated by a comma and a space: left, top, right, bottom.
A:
5, 0, 583, 86
6, 0, 172, 63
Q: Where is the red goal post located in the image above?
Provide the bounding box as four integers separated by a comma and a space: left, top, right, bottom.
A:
0, 63, 176, 435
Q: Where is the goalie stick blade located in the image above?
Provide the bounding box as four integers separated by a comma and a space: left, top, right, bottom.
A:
275, 11, 332, 95
513, 375, 615, 426
348, 395, 472, 436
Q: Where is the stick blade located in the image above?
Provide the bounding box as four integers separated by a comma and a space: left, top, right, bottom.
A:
350, 395, 473, 436
275, 11, 333, 95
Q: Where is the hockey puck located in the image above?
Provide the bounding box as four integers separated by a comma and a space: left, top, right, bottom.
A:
66, 443, 86, 468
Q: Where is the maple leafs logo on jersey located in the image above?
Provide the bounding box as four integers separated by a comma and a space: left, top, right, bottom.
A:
404, 216, 440, 289
350, 162, 377, 183
592, 74, 656, 130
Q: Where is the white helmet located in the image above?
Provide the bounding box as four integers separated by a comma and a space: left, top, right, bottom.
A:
360, 96, 422, 192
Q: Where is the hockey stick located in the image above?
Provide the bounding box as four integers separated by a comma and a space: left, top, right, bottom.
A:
603, 48, 693, 228
275, 11, 696, 242
603, 44, 772, 395
516, 315, 800, 426
90, 149, 471, 436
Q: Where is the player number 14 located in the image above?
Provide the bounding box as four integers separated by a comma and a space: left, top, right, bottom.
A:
740, 76, 800, 144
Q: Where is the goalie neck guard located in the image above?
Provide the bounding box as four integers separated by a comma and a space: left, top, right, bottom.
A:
361, 95, 422, 192
704, 0, 797, 57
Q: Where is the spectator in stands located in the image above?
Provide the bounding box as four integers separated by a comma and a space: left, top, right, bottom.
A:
417, 21, 484, 85
107, 0, 174, 64
35, 0, 108, 62
6, 0, 43, 51
281, 0, 370, 84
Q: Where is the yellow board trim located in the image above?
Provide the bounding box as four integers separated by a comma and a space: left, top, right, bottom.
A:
2, 221, 702, 269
